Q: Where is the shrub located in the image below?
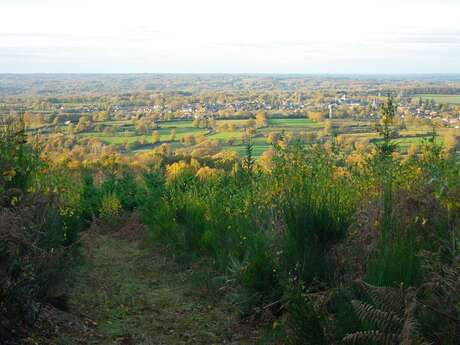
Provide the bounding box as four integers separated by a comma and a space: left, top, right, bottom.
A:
272, 143, 359, 285
0, 117, 82, 342
99, 192, 122, 224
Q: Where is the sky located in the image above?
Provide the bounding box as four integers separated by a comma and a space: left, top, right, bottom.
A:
1, 0, 459, 74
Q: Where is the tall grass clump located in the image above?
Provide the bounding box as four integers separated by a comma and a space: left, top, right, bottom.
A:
365, 96, 418, 286
272, 141, 360, 284
365, 98, 456, 287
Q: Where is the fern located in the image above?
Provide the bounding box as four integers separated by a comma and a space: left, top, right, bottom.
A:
344, 281, 428, 345
343, 330, 398, 345
357, 280, 405, 314
351, 300, 402, 333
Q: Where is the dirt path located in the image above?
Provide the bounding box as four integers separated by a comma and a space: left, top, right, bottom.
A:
51, 229, 262, 345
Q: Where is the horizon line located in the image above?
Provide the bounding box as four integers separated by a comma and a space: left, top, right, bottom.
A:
1, 72, 460, 76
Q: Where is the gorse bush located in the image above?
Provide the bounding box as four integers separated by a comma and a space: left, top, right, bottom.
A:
99, 192, 122, 224
272, 142, 360, 285
101, 171, 139, 211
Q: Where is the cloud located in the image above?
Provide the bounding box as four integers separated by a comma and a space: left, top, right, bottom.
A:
1, 0, 460, 72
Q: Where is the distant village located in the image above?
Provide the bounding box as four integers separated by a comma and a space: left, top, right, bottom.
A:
36, 91, 460, 130
1, 76, 460, 133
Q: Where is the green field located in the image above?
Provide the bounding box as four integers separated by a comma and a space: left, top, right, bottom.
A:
80, 127, 208, 145
98, 120, 132, 126
415, 94, 460, 105
207, 131, 243, 140
64, 117, 447, 158
267, 118, 322, 127
89, 117, 326, 155
221, 143, 271, 157
159, 120, 194, 128
216, 119, 251, 126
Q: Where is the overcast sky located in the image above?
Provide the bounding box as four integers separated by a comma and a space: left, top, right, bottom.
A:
1, 0, 459, 73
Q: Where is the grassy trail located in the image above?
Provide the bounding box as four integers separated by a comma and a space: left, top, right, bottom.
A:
52, 227, 261, 345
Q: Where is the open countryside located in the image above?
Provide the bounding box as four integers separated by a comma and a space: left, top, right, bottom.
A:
2, 0, 460, 344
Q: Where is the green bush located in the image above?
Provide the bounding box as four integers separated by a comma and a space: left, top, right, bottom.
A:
272, 143, 359, 285
0, 117, 83, 342
99, 192, 122, 224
